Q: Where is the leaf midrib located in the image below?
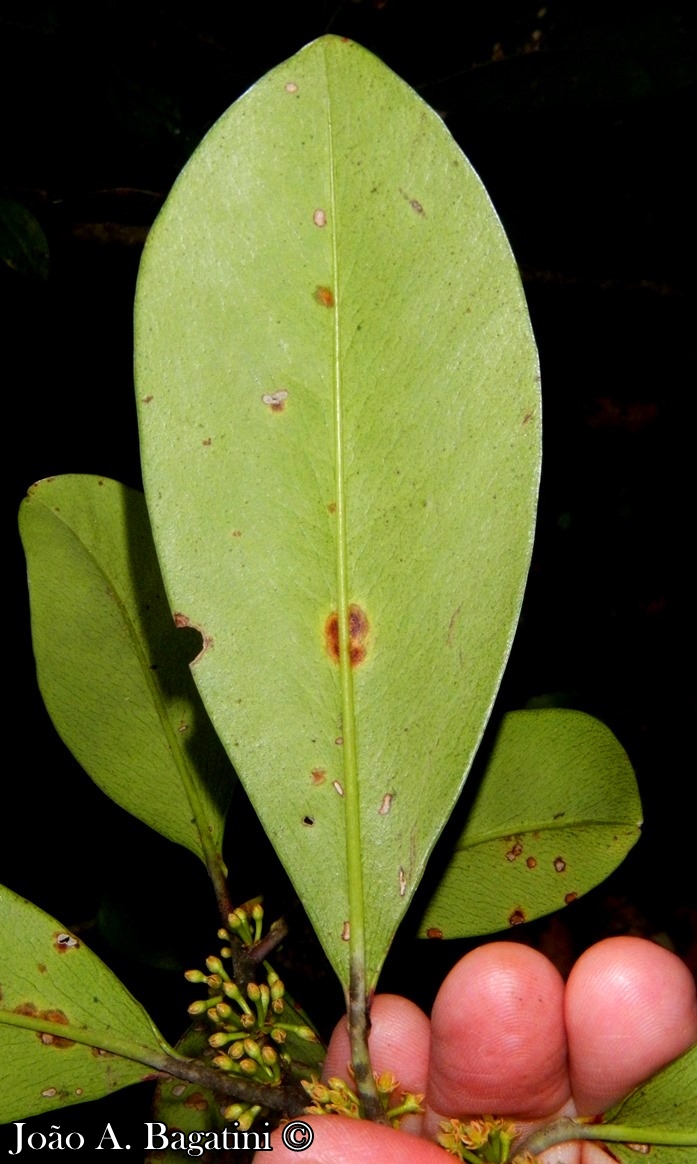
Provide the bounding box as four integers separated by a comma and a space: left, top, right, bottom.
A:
36, 492, 217, 862
325, 53, 366, 983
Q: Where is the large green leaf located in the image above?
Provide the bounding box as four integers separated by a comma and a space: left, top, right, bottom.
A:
417, 709, 642, 937
19, 475, 233, 867
0, 885, 171, 1122
135, 36, 540, 989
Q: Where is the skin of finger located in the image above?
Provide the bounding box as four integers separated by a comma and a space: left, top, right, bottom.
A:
425, 942, 570, 1137
565, 935, 697, 1114
323, 993, 431, 1134
259, 1115, 451, 1163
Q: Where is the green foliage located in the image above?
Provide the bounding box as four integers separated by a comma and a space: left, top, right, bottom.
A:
18, 475, 232, 867
419, 708, 642, 937
0, 886, 171, 1123
134, 33, 540, 992
7, 31, 693, 1159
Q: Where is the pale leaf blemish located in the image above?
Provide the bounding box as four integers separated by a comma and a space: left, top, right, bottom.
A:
378, 793, 393, 816
262, 389, 288, 412
341, 921, 350, 942
172, 1084, 186, 1097
142, 395, 153, 404
332, 780, 344, 797
509, 908, 526, 926
313, 209, 327, 228
54, 932, 79, 952
172, 612, 213, 665
284, 81, 298, 93
505, 841, 523, 862
41, 1088, 57, 1098
335, 736, 344, 746
398, 867, 407, 897
75, 1088, 83, 1096
177, 721, 189, 733
553, 856, 566, 873
410, 199, 425, 216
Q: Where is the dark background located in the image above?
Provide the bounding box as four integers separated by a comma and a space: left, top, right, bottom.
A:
4, 0, 695, 1153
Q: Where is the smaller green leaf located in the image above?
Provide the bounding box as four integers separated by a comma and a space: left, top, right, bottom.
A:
0, 885, 172, 1122
417, 709, 641, 938
19, 475, 233, 869
599, 1042, 697, 1162
0, 197, 49, 281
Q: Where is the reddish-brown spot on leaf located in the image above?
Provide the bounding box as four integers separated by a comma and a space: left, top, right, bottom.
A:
35, 1009, 75, 1049
508, 908, 526, 926
184, 1093, 209, 1112
426, 928, 444, 940
553, 856, 566, 873
327, 501, 336, 514
505, 841, 523, 862
324, 604, 370, 667
315, 286, 334, 308
564, 891, 579, 905
526, 856, 537, 869
311, 768, 326, 785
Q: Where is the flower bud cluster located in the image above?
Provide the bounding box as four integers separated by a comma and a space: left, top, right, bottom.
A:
184, 901, 321, 1127
302, 1069, 423, 1128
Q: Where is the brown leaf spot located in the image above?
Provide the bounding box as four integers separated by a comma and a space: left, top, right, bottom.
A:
426, 928, 443, 940
37, 963, 47, 974
505, 841, 524, 862
302, 816, 315, 827
564, 892, 579, 905
553, 856, 566, 873
232, 529, 242, 538
262, 389, 288, 412
38, 1010, 75, 1049
327, 501, 336, 514
184, 1092, 209, 1112
54, 932, 79, 952
378, 793, 393, 815
410, 198, 425, 216
142, 395, 153, 403
335, 736, 344, 746
314, 285, 334, 308
398, 867, 407, 897
311, 768, 326, 785
526, 856, 537, 869
341, 921, 350, 941
41, 1087, 57, 1098
313, 209, 327, 227
324, 604, 370, 667
172, 613, 213, 665
508, 908, 526, 926
553, 811, 565, 819
202, 437, 212, 446
522, 410, 534, 425
625, 1145, 651, 1154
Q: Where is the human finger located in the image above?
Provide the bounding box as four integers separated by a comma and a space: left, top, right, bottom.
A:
565, 935, 697, 1114
425, 942, 569, 1136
